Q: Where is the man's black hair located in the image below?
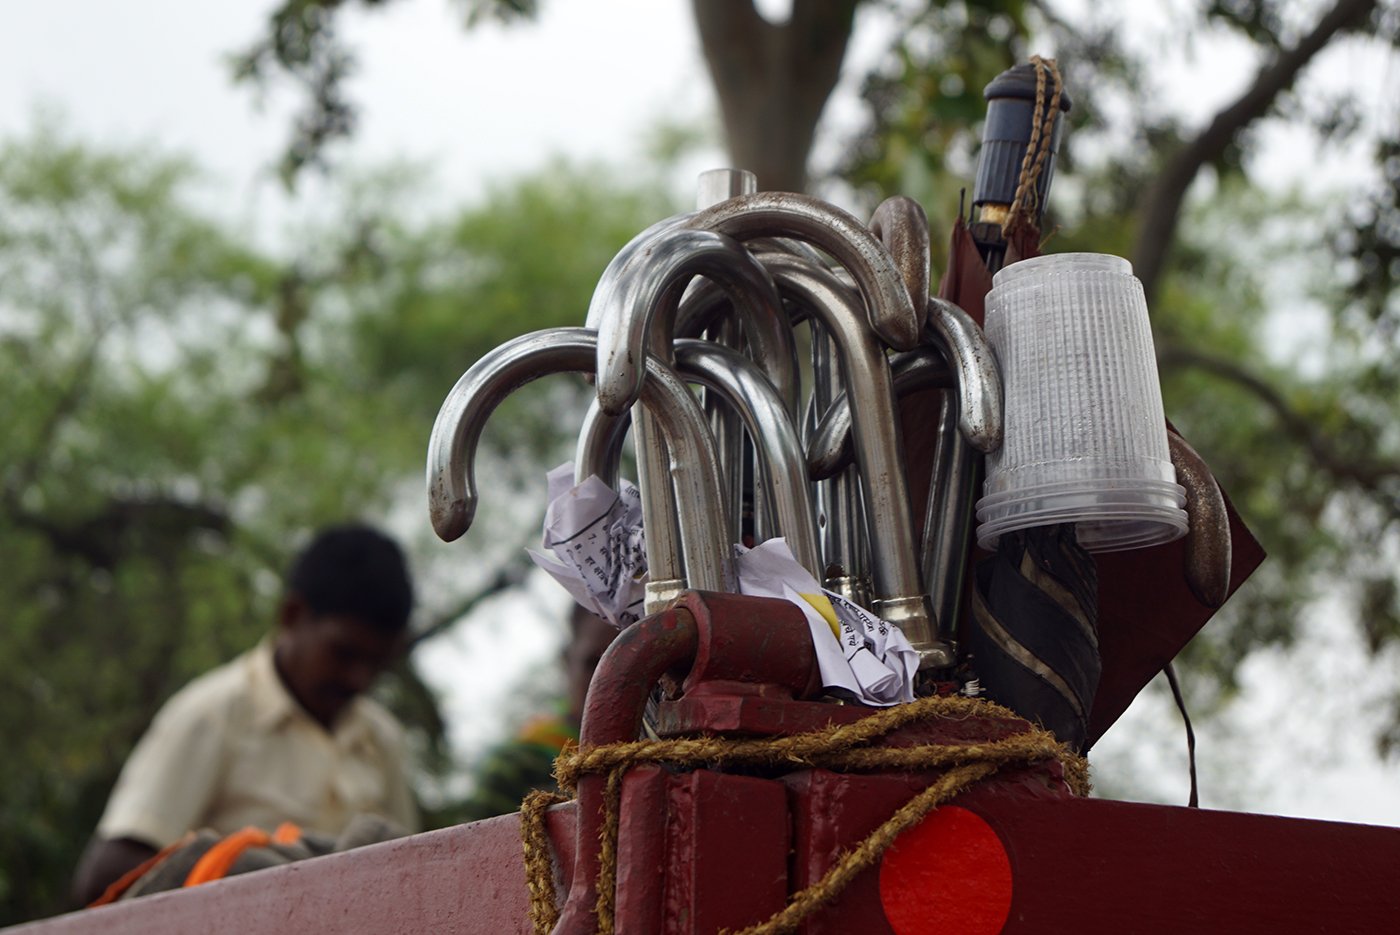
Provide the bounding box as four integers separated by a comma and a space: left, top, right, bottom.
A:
287, 524, 414, 633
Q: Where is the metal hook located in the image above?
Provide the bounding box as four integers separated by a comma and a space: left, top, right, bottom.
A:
1168, 430, 1232, 609
687, 191, 926, 351
426, 327, 733, 602
869, 196, 931, 313
589, 227, 790, 607
761, 252, 952, 669
806, 346, 956, 481
673, 338, 822, 579
919, 297, 1005, 646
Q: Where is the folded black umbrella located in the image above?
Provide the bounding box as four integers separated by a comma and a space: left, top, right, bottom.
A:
969, 526, 1100, 751
909, 60, 1264, 754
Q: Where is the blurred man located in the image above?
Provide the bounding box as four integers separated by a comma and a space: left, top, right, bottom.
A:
73, 524, 419, 905
458, 604, 617, 821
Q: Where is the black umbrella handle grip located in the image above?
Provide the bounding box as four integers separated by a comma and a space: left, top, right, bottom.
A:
972, 63, 1073, 226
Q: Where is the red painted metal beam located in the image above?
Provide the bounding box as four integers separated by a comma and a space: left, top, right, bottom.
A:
15, 591, 1399, 934
15, 777, 1400, 934
974, 791, 1400, 935
7, 808, 575, 935
786, 772, 1400, 935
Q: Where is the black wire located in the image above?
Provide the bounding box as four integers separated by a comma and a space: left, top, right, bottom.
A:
1163, 662, 1199, 808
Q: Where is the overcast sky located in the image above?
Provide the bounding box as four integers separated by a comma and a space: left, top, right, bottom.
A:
0, 2, 702, 202
4, 0, 1399, 825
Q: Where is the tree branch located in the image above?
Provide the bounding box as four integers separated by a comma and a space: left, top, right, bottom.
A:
1133, 0, 1378, 303
1159, 342, 1400, 518
5, 496, 231, 569
232, 0, 537, 186
6, 201, 120, 507
408, 557, 532, 649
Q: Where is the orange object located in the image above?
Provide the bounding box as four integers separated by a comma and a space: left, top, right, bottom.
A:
183, 827, 271, 887
271, 822, 302, 846
87, 833, 196, 908
516, 715, 575, 752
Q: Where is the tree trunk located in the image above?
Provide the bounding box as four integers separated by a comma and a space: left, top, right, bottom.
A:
692, 0, 862, 193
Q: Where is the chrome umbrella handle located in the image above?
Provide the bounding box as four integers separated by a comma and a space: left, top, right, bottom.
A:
687, 191, 925, 351
673, 338, 822, 579
426, 327, 733, 602
870, 195, 931, 314
590, 227, 789, 607
762, 252, 952, 669
919, 297, 1004, 647
807, 346, 956, 481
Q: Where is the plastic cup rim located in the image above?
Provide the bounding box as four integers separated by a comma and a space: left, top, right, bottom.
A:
975, 509, 1188, 553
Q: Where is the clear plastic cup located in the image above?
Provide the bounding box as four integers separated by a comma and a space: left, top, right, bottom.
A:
975, 253, 1187, 552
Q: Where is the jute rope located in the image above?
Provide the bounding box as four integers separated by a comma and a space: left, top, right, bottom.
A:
519, 694, 1089, 935
1001, 55, 1064, 240
521, 787, 568, 933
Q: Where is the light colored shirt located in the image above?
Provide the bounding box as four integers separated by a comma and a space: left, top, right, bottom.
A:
97, 640, 418, 848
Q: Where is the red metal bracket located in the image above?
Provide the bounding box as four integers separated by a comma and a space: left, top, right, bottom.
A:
15, 592, 1400, 934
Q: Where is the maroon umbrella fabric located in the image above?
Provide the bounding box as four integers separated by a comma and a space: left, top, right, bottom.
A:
900, 217, 1265, 748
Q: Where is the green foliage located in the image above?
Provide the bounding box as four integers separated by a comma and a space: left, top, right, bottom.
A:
0, 125, 671, 923
840, 0, 1031, 263
8, 0, 1400, 919
0, 129, 278, 922
342, 159, 672, 402
843, 2, 1400, 726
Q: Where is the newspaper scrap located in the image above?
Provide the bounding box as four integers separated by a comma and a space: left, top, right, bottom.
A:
735, 539, 919, 706
527, 462, 647, 628
526, 465, 917, 701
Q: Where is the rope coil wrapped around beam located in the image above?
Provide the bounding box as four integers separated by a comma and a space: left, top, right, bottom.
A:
520, 693, 1089, 935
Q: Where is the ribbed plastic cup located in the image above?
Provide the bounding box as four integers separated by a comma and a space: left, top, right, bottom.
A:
975, 253, 1187, 552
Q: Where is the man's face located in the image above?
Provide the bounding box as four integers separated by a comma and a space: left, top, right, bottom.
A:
275, 600, 403, 728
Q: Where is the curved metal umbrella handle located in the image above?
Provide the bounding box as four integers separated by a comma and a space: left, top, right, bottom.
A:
1168, 430, 1232, 609
761, 252, 951, 669
575, 398, 629, 490
673, 338, 822, 579
668, 254, 807, 545
426, 327, 733, 595
803, 317, 871, 607
591, 227, 793, 416
575, 338, 823, 580
792, 293, 1001, 462
687, 191, 925, 351
925, 297, 1003, 453
589, 226, 790, 607
584, 212, 691, 333
870, 196, 931, 313
807, 346, 955, 481
917, 297, 1004, 647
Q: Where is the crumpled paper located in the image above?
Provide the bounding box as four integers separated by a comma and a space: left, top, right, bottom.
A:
527, 466, 918, 704
526, 462, 646, 628
735, 539, 919, 706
